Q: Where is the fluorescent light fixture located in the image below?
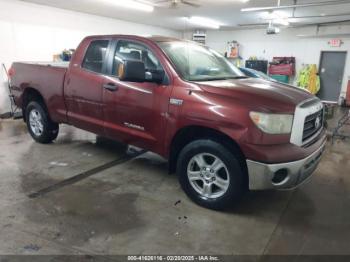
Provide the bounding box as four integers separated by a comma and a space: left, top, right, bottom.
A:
103, 0, 154, 12
262, 11, 287, 19
262, 11, 290, 26
274, 18, 289, 26
185, 16, 222, 29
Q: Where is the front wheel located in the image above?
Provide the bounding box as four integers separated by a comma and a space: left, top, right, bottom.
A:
177, 140, 245, 210
26, 101, 59, 144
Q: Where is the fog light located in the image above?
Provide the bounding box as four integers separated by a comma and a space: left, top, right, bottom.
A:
272, 168, 288, 184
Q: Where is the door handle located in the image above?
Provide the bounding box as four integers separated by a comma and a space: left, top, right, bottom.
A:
103, 83, 118, 91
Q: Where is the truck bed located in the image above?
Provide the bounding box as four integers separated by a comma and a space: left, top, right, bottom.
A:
10, 61, 69, 123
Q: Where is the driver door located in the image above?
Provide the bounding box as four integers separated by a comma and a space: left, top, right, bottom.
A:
103, 39, 172, 152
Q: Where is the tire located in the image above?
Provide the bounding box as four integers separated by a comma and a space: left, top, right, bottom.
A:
25, 101, 59, 144
177, 139, 245, 210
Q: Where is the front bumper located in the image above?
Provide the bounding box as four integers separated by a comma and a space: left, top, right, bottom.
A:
246, 140, 326, 190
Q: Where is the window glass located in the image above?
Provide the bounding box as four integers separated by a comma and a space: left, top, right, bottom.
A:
82, 40, 109, 73
158, 41, 244, 82
112, 40, 163, 77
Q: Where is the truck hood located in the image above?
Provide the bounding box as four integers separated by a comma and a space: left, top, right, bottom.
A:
195, 78, 314, 113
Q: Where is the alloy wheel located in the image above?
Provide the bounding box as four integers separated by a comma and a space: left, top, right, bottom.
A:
187, 153, 230, 199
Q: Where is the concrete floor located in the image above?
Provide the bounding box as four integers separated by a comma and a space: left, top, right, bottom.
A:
0, 112, 350, 257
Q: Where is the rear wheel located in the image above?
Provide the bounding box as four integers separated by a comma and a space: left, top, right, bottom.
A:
26, 101, 59, 143
177, 139, 245, 210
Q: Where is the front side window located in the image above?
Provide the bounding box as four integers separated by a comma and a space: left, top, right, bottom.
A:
158, 41, 245, 82
112, 40, 163, 77
82, 40, 109, 73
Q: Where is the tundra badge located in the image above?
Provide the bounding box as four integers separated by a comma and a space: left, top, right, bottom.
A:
124, 122, 145, 131
170, 98, 183, 106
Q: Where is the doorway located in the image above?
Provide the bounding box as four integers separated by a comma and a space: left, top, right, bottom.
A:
318, 51, 347, 102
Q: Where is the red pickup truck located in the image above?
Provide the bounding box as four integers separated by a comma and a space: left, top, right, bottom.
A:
9, 35, 326, 210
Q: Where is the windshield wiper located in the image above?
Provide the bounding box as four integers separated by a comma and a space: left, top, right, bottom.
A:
221, 76, 249, 80
231, 76, 249, 79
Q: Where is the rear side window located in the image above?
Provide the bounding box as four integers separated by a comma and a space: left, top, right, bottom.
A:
82, 40, 109, 73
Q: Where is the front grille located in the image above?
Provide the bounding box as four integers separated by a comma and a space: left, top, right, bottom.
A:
302, 109, 324, 142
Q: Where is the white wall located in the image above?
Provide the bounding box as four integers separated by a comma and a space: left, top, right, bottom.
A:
184, 26, 350, 100
0, 0, 180, 113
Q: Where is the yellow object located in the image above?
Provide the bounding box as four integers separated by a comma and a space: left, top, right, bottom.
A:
296, 64, 320, 95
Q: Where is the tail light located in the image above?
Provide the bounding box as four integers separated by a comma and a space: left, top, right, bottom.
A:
8, 66, 15, 79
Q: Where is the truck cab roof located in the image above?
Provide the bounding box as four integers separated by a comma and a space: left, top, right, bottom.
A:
81, 34, 191, 44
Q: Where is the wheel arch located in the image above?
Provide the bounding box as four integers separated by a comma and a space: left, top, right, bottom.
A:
22, 88, 46, 122
168, 125, 248, 188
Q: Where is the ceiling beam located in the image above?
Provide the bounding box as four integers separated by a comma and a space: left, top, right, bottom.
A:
290, 13, 350, 19
238, 19, 350, 28
259, 13, 350, 20
241, 0, 350, 12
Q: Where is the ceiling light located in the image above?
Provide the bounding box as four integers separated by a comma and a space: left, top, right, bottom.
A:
185, 16, 222, 29
262, 11, 288, 20
240, 0, 250, 2
262, 11, 290, 26
273, 18, 289, 26
103, 0, 154, 12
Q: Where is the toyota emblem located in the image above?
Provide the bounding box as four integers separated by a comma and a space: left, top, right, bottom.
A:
315, 116, 321, 129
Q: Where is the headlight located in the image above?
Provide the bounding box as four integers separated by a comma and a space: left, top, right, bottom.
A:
249, 112, 293, 134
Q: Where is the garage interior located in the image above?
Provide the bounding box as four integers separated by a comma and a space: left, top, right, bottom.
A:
1, 0, 350, 259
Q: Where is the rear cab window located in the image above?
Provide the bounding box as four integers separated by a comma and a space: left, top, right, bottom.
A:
82, 40, 109, 73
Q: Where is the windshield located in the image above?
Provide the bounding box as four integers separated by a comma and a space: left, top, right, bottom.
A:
158, 41, 245, 82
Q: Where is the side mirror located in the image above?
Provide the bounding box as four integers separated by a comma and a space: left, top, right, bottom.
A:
145, 70, 165, 84
119, 60, 146, 82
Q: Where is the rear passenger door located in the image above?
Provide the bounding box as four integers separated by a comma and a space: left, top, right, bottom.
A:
65, 39, 112, 135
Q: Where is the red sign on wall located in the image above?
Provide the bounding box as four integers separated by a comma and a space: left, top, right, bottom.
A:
329, 39, 343, 47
